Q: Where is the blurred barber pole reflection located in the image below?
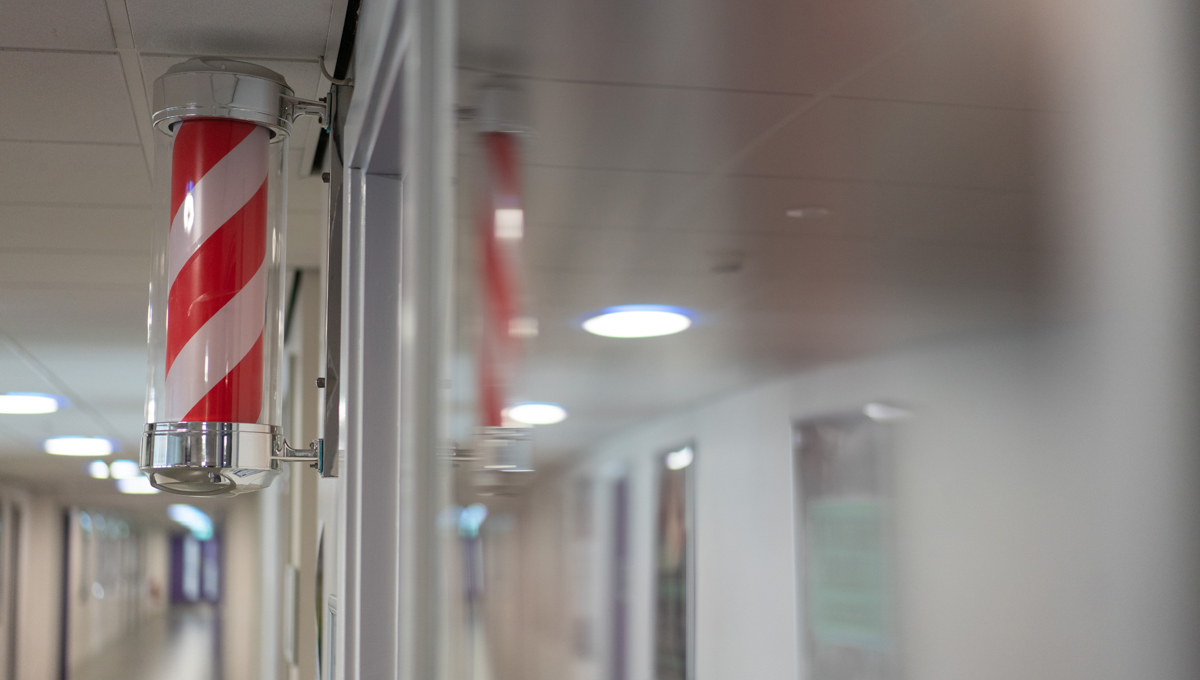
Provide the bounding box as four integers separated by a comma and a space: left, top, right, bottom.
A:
478, 131, 526, 427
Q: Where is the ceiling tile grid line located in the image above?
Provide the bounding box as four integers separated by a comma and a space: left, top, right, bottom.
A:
0, 47, 117, 56
107, 0, 157, 174
649, 5, 982, 235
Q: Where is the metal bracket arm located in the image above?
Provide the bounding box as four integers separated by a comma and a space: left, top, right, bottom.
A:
271, 437, 328, 474
284, 95, 330, 128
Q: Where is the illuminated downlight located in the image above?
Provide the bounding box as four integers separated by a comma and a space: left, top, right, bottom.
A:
87, 460, 110, 479
582, 305, 693, 338
505, 402, 568, 425
117, 476, 159, 494
44, 436, 114, 457
0, 393, 60, 414
109, 460, 141, 480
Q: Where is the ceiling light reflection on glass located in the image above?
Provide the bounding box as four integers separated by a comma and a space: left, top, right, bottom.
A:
116, 475, 158, 494
87, 460, 110, 479
581, 305, 694, 338
0, 393, 61, 414
505, 402, 567, 425
494, 208, 524, 240
665, 446, 694, 470
786, 207, 830, 219
863, 402, 913, 421
44, 436, 114, 457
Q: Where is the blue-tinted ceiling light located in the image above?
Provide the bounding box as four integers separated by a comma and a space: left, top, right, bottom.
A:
581, 305, 694, 338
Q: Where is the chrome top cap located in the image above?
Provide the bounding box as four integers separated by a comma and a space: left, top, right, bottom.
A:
152, 57, 295, 138
164, 57, 288, 84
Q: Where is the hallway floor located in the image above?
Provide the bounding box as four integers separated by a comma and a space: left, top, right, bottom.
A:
72, 605, 218, 680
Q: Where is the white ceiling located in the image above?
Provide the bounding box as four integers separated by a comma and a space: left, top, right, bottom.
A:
0, 0, 1047, 500
0, 0, 340, 507
456, 0, 1046, 460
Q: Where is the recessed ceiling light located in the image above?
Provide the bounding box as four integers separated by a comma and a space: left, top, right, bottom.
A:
786, 207, 830, 219
581, 305, 693, 338
116, 475, 158, 494
108, 459, 141, 480
504, 402, 567, 425
87, 460, 110, 479
665, 446, 694, 470
0, 393, 61, 414
44, 436, 114, 457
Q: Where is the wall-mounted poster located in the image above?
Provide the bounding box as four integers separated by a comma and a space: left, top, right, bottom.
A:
795, 410, 899, 680
654, 444, 694, 680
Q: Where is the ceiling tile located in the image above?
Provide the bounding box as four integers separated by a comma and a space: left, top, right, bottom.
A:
0, 51, 141, 144
733, 96, 1038, 189
459, 0, 928, 94
0, 252, 148, 289
0, 288, 147, 346
0, 142, 151, 206
838, 0, 1041, 109
515, 78, 810, 173
0, 0, 115, 51
0, 205, 153, 253
126, 0, 335, 59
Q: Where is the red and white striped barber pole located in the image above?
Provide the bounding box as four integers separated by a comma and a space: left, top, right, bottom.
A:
478, 131, 526, 428
143, 58, 327, 496
166, 120, 269, 423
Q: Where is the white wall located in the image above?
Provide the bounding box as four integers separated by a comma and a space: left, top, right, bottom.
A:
224, 492, 264, 680
17, 493, 63, 680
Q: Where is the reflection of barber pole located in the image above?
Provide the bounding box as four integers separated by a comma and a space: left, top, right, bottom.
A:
165, 120, 269, 422
479, 132, 524, 427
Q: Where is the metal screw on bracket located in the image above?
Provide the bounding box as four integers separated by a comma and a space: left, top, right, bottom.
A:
316, 377, 326, 388
322, 172, 330, 183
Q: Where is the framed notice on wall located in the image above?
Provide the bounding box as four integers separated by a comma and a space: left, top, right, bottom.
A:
795, 409, 900, 680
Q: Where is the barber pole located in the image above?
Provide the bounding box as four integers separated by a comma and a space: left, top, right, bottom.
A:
143, 58, 329, 495
478, 131, 524, 427
166, 120, 269, 423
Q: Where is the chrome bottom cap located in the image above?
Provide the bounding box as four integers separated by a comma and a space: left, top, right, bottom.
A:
141, 421, 282, 496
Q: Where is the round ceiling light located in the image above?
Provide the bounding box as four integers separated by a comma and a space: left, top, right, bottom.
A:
505, 402, 567, 425
87, 460, 110, 479
108, 459, 141, 480
116, 475, 159, 495
0, 393, 61, 414
581, 305, 693, 338
44, 436, 114, 457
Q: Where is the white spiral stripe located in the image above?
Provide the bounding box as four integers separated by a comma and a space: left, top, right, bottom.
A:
167, 127, 269, 288
164, 261, 267, 420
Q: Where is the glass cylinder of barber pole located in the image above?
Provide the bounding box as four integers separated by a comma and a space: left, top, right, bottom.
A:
142, 58, 295, 495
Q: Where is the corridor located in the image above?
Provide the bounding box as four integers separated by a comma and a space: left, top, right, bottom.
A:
72, 606, 218, 680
